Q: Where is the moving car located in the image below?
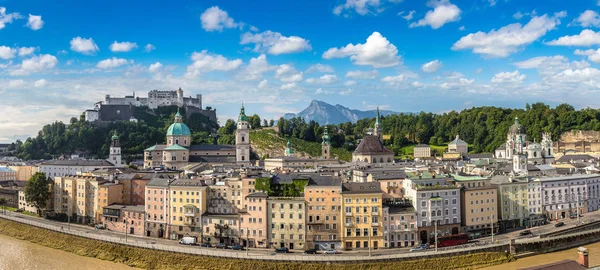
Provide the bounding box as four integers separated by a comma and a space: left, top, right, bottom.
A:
230, 244, 244, 250
304, 249, 318, 254
410, 246, 426, 252
178, 237, 197, 245
275, 247, 289, 253
519, 230, 532, 236
323, 249, 337, 254
200, 243, 211, 248
555, 222, 565, 228
216, 243, 228, 249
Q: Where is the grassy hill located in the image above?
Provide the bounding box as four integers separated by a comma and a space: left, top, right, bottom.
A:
250, 129, 352, 161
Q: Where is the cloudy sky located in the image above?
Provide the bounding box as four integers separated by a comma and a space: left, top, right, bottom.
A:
2, 0, 600, 142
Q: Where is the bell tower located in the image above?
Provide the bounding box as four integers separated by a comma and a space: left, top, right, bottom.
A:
322, 126, 331, 159
235, 104, 251, 167
373, 107, 382, 140
108, 132, 122, 167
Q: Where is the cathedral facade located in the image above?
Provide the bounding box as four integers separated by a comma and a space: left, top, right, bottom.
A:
494, 117, 554, 165
143, 106, 250, 170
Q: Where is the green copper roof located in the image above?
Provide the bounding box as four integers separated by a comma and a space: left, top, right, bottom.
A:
322, 126, 331, 145
284, 139, 294, 156
238, 104, 247, 122
111, 132, 119, 140
165, 144, 189, 151
167, 122, 191, 136
145, 145, 157, 151
451, 174, 490, 182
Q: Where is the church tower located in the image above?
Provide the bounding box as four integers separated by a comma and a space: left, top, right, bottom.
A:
284, 139, 294, 157
235, 104, 251, 167
322, 126, 331, 159
108, 132, 123, 167
541, 132, 555, 164
373, 107, 382, 140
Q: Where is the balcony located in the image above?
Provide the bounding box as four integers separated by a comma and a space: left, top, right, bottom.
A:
345, 212, 353, 217
345, 222, 354, 227
371, 212, 379, 216
184, 219, 196, 226
371, 222, 380, 227
183, 204, 198, 217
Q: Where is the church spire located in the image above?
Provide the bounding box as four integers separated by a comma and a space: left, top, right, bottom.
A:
238, 103, 247, 122
322, 126, 331, 145
174, 108, 182, 123
373, 106, 382, 139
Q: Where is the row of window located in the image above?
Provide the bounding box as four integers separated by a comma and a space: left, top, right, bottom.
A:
345, 228, 378, 237
421, 208, 458, 217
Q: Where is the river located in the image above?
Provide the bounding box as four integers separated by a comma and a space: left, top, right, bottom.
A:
483, 241, 600, 270
0, 234, 136, 270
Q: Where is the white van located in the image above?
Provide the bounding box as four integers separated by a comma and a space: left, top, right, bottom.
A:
178, 236, 197, 245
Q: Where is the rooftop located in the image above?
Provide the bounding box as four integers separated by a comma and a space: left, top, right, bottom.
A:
170, 178, 208, 187
342, 182, 383, 194
103, 204, 145, 212
353, 135, 393, 155
189, 144, 236, 151
451, 174, 490, 182
0, 166, 15, 172
537, 173, 600, 182
40, 160, 114, 166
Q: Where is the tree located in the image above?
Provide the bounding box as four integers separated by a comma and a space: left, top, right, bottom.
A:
24, 172, 51, 216
269, 119, 274, 127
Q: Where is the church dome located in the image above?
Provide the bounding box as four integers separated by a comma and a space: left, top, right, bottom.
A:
167, 123, 191, 136
508, 117, 526, 134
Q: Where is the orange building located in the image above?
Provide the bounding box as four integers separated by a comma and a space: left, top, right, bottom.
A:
304, 176, 342, 250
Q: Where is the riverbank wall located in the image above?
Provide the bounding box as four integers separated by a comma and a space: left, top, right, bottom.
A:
0, 218, 512, 270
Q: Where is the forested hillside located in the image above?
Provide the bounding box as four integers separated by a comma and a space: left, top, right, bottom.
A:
277, 103, 600, 155
13, 106, 217, 162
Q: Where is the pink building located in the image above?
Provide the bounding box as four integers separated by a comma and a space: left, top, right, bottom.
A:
241, 192, 268, 248
102, 204, 145, 236
383, 204, 418, 248
145, 176, 173, 238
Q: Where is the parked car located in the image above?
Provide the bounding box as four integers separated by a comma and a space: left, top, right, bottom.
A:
15, 208, 24, 213
304, 249, 318, 254
519, 230, 532, 236
418, 243, 429, 249
410, 246, 426, 252
200, 243, 211, 248
275, 247, 289, 253
178, 237, 197, 245
323, 249, 337, 254
230, 244, 244, 250
216, 243, 228, 249
94, 224, 106, 230
555, 222, 565, 228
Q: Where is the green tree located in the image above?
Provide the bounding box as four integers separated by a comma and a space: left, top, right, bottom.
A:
24, 173, 51, 216
0, 198, 6, 214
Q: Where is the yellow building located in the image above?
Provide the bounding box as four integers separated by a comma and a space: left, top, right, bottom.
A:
340, 182, 384, 250
9, 165, 38, 181
97, 182, 124, 223
169, 178, 208, 240
53, 175, 107, 224
267, 197, 306, 250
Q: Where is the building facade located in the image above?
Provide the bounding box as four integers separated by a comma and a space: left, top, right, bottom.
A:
304, 176, 342, 250
267, 197, 306, 250
340, 182, 384, 250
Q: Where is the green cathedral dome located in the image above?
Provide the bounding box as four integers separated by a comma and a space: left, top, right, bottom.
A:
167, 123, 191, 136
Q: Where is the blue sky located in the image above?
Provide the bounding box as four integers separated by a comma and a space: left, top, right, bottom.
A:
2, 0, 600, 142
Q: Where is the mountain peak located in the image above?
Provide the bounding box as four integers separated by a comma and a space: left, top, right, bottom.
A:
284, 100, 399, 125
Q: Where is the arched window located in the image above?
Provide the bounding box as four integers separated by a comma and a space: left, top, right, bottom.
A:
175, 139, 179, 144
548, 148, 551, 156
242, 156, 245, 161
380, 158, 384, 163
533, 152, 537, 157
373, 158, 377, 164
242, 136, 245, 142
364, 158, 368, 163
184, 140, 187, 145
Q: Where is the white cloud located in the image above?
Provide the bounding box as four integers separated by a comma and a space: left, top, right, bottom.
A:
0, 46, 15, 59
476, 68, 483, 74
280, 82, 297, 90
144, 44, 156, 53
344, 80, 357, 86
573, 10, 600, 28
0, 7, 22, 30
10, 54, 58, 76
549, 67, 600, 83
333, 0, 384, 16
18, 47, 36, 56
440, 77, 474, 89
514, 55, 589, 76
400, 10, 416, 20
546, 29, 600, 46
258, 79, 268, 88
96, 57, 131, 69
186, 50, 243, 77
26, 14, 43, 30
200, 6, 238, 32
315, 88, 333, 95
491, 70, 526, 83
339, 89, 354, 96
275, 64, 303, 83
70, 37, 99, 54
240, 30, 311, 55
453, 12, 565, 57
237, 54, 275, 81
410, 0, 461, 29
487, 0, 497, 6
306, 74, 338, 84
109, 41, 138, 52
305, 63, 334, 73
8, 79, 25, 88
421, 59, 443, 73
148, 62, 163, 72
458, 25, 466, 31
345, 70, 379, 79
322, 32, 400, 68
574, 49, 600, 63
249, 25, 259, 32
33, 79, 48, 88
381, 73, 411, 83
513, 11, 525, 20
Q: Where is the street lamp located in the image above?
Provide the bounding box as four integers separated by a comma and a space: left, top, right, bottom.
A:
434, 221, 438, 252
246, 228, 250, 256
124, 218, 128, 242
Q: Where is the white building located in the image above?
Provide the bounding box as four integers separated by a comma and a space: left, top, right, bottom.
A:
539, 174, 600, 219
39, 159, 115, 179
527, 180, 542, 215
102, 88, 202, 109
413, 145, 431, 158
403, 174, 461, 244
494, 118, 554, 164
448, 135, 468, 154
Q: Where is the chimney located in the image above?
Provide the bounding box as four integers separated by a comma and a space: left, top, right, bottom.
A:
578, 247, 589, 268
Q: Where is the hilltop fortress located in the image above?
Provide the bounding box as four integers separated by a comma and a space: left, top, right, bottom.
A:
85, 88, 217, 123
